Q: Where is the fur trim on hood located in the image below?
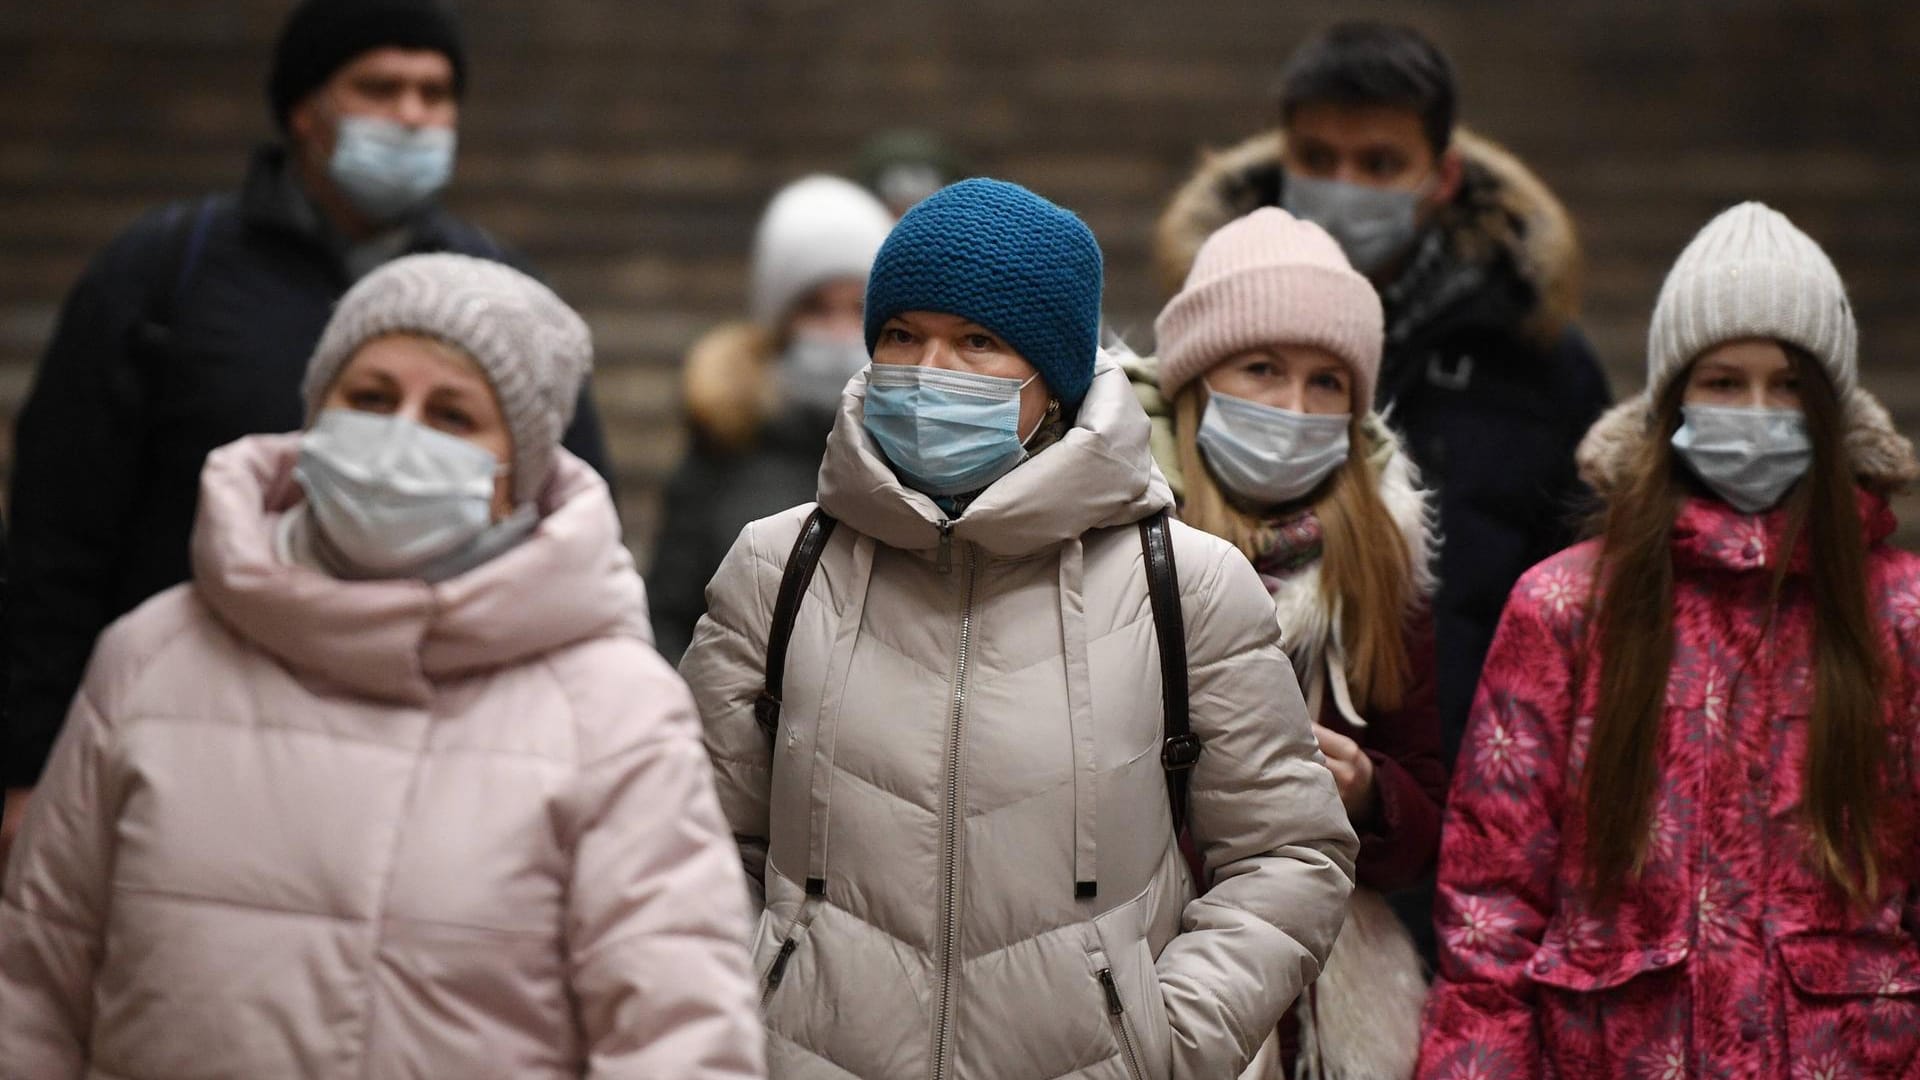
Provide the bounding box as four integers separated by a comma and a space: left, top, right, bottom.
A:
681, 321, 778, 453
1154, 128, 1582, 342
1576, 386, 1920, 499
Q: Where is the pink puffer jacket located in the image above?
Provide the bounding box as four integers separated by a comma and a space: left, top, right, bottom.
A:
0, 435, 766, 1079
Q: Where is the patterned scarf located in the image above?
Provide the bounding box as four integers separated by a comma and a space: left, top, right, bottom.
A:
1250, 510, 1324, 591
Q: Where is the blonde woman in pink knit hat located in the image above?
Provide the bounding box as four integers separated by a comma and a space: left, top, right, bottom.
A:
1147, 206, 1444, 1079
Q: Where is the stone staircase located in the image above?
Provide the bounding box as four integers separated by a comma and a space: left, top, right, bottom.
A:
2, 0, 1916, 563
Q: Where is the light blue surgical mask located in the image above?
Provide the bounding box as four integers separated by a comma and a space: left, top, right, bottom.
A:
1197, 390, 1352, 506
1282, 173, 1428, 275
862, 364, 1042, 497
328, 115, 457, 223
1671, 404, 1812, 514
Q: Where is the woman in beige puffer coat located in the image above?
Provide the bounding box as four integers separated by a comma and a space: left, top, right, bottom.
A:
0, 254, 765, 1079
682, 179, 1357, 1080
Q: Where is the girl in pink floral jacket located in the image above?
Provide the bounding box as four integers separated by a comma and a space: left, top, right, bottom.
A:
1418, 202, 1920, 1080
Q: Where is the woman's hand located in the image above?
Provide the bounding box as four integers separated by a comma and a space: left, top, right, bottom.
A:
1313, 725, 1378, 826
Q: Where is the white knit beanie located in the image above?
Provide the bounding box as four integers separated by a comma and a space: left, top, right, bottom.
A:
1647, 201, 1857, 398
303, 252, 593, 503
749, 175, 894, 328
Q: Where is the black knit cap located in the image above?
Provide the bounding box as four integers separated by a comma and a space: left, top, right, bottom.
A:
267, 0, 467, 130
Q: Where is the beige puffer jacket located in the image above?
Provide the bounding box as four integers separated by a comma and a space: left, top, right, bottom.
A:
683, 356, 1358, 1080
0, 436, 766, 1079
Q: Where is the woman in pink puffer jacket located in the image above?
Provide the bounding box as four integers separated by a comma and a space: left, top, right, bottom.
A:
0, 254, 765, 1079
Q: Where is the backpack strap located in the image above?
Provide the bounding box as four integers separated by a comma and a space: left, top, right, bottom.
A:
134, 194, 219, 358
1139, 510, 1200, 834
755, 508, 839, 740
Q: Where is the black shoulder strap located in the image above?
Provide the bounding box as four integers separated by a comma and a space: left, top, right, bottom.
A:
135, 195, 219, 355
755, 508, 839, 740
1139, 510, 1199, 833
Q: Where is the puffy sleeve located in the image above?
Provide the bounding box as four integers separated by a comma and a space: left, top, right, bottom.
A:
1153, 530, 1359, 1079
1417, 560, 1585, 1079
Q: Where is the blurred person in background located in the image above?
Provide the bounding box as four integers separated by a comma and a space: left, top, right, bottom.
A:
683, 179, 1356, 1079
648, 175, 894, 663
1156, 20, 1610, 767
855, 128, 970, 219
0, 0, 611, 861
1420, 204, 1920, 1079
1137, 208, 1444, 1079
0, 254, 762, 1079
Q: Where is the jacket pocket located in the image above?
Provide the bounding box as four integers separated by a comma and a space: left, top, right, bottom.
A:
1524, 942, 1691, 1077
759, 898, 820, 1011
1089, 947, 1147, 1080
1778, 932, 1920, 1079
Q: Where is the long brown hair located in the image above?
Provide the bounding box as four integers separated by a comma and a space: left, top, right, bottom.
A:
1584, 348, 1890, 905
1173, 384, 1419, 711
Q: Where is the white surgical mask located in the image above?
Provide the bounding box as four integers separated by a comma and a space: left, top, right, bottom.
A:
1196, 390, 1352, 506
295, 408, 501, 578
1670, 404, 1812, 514
779, 333, 869, 414
1282, 173, 1429, 275
328, 115, 457, 222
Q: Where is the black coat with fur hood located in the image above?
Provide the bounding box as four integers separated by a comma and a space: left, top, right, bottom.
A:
1157, 129, 1613, 758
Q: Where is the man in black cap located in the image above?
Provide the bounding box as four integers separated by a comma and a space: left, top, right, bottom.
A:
0, 0, 611, 859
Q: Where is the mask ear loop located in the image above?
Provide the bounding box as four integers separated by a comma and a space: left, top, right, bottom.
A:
1015, 373, 1056, 446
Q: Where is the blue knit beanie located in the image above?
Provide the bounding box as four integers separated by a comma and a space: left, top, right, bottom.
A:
863, 178, 1104, 410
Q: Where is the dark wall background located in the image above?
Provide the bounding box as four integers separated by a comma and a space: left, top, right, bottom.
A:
2, 1, 1917, 564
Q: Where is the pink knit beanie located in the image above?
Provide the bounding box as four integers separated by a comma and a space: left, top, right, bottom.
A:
1154, 207, 1384, 410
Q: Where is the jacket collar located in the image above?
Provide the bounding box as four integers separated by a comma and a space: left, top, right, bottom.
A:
1669, 489, 1896, 577
239, 143, 468, 272
816, 352, 1175, 558
190, 434, 650, 705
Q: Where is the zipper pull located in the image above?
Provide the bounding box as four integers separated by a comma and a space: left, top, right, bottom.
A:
937, 520, 954, 574
1098, 967, 1124, 1015
766, 938, 797, 990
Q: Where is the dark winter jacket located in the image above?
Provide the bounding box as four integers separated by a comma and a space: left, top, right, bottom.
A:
648, 323, 837, 664
1156, 129, 1612, 761
2, 145, 611, 787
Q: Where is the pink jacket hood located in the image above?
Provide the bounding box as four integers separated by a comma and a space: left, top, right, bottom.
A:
191, 434, 651, 704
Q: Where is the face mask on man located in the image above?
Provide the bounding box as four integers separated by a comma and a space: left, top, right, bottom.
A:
295, 408, 501, 577
1670, 404, 1812, 514
1282, 172, 1431, 275
1196, 389, 1352, 506
328, 115, 457, 223
862, 364, 1043, 498
780, 333, 870, 414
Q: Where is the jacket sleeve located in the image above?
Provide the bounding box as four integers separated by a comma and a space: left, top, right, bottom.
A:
3, 212, 173, 788
1155, 538, 1358, 1079
561, 653, 766, 1079
1416, 572, 1578, 1078
1354, 607, 1448, 891
646, 449, 728, 666
1532, 326, 1612, 559
677, 519, 782, 914
0, 684, 119, 1077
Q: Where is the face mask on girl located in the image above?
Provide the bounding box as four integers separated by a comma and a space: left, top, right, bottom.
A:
328, 115, 457, 223
1670, 404, 1812, 514
780, 333, 870, 414
1281, 173, 1432, 275
295, 408, 502, 577
862, 364, 1044, 497
1197, 389, 1352, 506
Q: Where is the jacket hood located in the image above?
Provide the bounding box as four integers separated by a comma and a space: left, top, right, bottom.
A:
191, 434, 652, 704
1154, 128, 1582, 340
682, 321, 780, 453
1575, 385, 1920, 498
817, 349, 1175, 557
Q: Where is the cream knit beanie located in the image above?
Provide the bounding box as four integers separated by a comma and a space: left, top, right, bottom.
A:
1154, 207, 1384, 410
750, 175, 895, 328
1647, 201, 1857, 398
303, 252, 593, 503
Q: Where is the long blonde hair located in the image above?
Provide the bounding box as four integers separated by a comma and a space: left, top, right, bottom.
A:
1172, 383, 1419, 710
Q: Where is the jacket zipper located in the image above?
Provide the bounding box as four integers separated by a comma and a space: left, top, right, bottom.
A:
760, 937, 797, 1008
936, 518, 954, 574
1098, 967, 1148, 1080
931, 544, 977, 1080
